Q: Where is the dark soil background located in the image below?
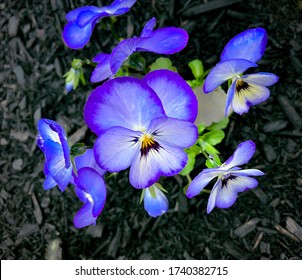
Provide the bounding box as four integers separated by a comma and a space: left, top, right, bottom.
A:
1, 0, 302, 260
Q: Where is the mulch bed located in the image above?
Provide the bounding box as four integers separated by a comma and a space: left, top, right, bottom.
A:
1, 0, 302, 260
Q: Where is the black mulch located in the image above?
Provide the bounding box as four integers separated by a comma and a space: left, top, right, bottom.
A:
1, 0, 302, 260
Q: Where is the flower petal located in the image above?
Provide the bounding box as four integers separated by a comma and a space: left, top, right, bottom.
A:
73, 201, 96, 228
144, 185, 169, 217
62, 21, 95, 49
94, 126, 141, 172
43, 140, 72, 192
241, 72, 279, 86
143, 70, 198, 122
76, 10, 102, 27
203, 59, 257, 93
140, 17, 156, 37
74, 167, 107, 217
84, 77, 165, 135
215, 181, 239, 209
147, 117, 198, 148
231, 81, 271, 115
43, 164, 57, 190
220, 28, 268, 63
230, 169, 264, 177
65, 6, 103, 22
207, 179, 222, 214
90, 53, 112, 83
129, 144, 188, 189
224, 78, 237, 116
139, 27, 188, 54
74, 149, 106, 176
223, 140, 256, 169
186, 169, 222, 198
110, 37, 144, 74
224, 175, 259, 194
38, 119, 62, 144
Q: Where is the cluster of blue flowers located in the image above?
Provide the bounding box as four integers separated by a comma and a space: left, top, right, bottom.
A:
37, 0, 278, 228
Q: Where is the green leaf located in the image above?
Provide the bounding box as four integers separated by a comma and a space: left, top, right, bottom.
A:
70, 143, 86, 157
149, 57, 177, 72
180, 152, 196, 176
198, 140, 219, 155
126, 53, 146, 72
140, 189, 146, 204
205, 159, 215, 168
198, 123, 206, 134
202, 130, 225, 145
188, 59, 204, 79
206, 117, 229, 131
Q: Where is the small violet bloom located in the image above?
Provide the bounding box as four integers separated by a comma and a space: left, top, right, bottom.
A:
62, 0, 137, 49
84, 70, 198, 189
186, 140, 264, 213
90, 17, 189, 83
143, 184, 168, 218
203, 28, 278, 116
37, 119, 72, 192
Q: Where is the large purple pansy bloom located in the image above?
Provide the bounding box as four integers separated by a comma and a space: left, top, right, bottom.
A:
186, 140, 264, 213
37, 119, 72, 192
90, 17, 189, 83
62, 0, 137, 49
84, 76, 198, 189
203, 28, 278, 116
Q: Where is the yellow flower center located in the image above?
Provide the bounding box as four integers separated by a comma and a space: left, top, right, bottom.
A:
140, 134, 160, 156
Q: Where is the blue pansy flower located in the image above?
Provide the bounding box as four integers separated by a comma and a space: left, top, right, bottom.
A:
186, 140, 264, 213
144, 184, 168, 218
73, 167, 107, 228
70, 149, 106, 228
203, 28, 278, 116
62, 0, 137, 49
84, 72, 198, 189
90, 17, 189, 83
37, 119, 72, 192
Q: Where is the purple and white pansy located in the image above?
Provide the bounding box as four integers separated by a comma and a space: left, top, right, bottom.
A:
62, 0, 137, 49
84, 70, 198, 189
186, 140, 264, 213
203, 28, 278, 116
37, 119, 72, 192
90, 17, 189, 83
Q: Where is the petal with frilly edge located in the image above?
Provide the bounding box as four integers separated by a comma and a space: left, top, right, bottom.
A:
129, 143, 188, 189
140, 17, 156, 37
74, 149, 106, 176
220, 28, 268, 63
223, 140, 256, 170
241, 72, 279, 86
231, 80, 271, 115
186, 168, 223, 198
147, 117, 198, 148
144, 185, 169, 217
73, 201, 96, 228
94, 126, 141, 172
84, 77, 165, 135
143, 70, 198, 122
90, 53, 112, 83
207, 179, 222, 214
43, 140, 72, 192
74, 167, 106, 217
139, 27, 188, 54
203, 59, 257, 93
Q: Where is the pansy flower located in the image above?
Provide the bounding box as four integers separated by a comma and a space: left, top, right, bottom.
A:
71, 149, 106, 228
62, 0, 137, 49
203, 28, 278, 116
186, 140, 264, 213
37, 119, 72, 192
90, 17, 189, 83
84, 73, 198, 189
143, 184, 168, 218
